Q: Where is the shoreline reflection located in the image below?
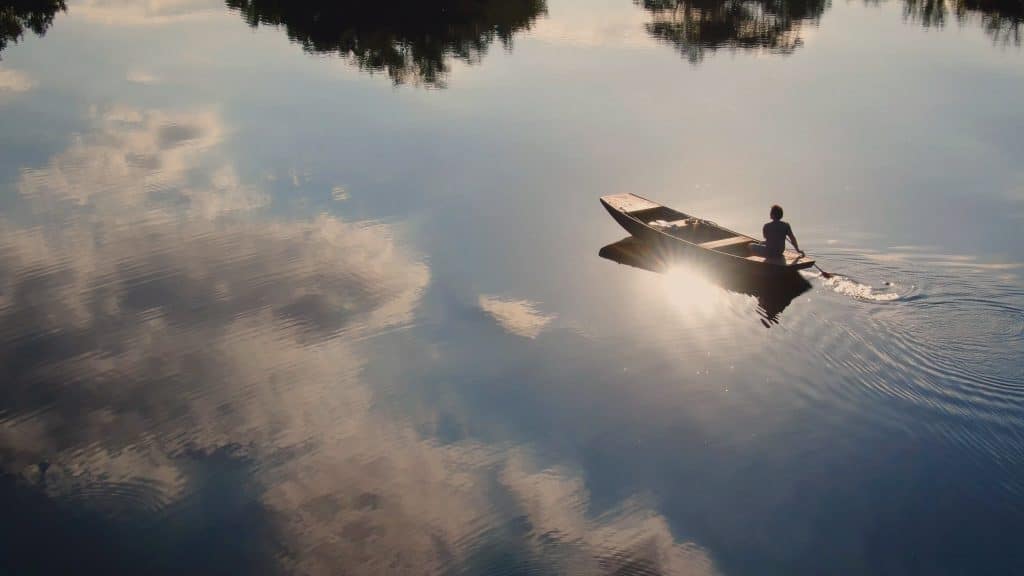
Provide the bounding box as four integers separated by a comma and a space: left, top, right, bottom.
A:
599, 236, 812, 326
0, 0, 66, 56
635, 0, 827, 62
636, 0, 1020, 64
226, 0, 548, 87
901, 0, 1022, 44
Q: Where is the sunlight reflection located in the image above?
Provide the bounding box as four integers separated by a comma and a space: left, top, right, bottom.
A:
659, 263, 740, 322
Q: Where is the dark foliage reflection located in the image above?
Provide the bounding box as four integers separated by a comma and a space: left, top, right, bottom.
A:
635, 0, 828, 62
0, 0, 66, 56
901, 0, 1022, 44
637, 0, 1020, 62
226, 0, 547, 87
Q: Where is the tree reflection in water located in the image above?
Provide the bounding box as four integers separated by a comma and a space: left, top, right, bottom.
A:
226, 0, 547, 87
0, 0, 66, 56
635, 0, 828, 62
637, 0, 1020, 63
900, 0, 1022, 44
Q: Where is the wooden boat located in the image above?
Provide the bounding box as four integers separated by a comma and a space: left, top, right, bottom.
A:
600, 193, 815, 276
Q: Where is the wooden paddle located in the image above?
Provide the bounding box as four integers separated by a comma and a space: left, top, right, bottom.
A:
812, 263, 835, 279
790, 240, 835, 279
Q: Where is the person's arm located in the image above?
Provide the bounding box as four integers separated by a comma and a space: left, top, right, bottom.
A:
787, 226, 804, 255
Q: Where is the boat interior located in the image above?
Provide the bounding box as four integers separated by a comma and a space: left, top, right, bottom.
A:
628, 206, 754, 256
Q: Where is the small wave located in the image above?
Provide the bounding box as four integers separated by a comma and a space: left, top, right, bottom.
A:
809, 272, 903, 302
60, 477, 179, 521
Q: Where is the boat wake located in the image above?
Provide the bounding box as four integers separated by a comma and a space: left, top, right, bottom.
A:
805, 270, 904, 302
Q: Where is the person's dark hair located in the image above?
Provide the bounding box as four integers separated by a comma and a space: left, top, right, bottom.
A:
770, 205, 783, 220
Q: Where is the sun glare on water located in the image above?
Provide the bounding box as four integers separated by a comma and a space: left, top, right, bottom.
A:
659, 264, 742, 322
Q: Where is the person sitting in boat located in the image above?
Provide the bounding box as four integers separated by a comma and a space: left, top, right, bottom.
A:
750, 205, 804, 259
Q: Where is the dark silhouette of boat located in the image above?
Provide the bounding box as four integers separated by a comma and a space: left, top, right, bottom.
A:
599, 236, 812, 326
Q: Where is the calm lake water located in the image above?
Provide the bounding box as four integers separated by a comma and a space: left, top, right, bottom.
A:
1, 0, 1022, 574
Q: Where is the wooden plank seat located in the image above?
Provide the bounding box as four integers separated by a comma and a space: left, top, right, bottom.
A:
746, 250, 805, 266
698, 236, 752, 250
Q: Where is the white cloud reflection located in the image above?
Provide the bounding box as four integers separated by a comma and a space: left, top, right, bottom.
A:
0, 104, 717, 574
502, 453, 718, 575
19, 108, 250, 228
0, 66, 36, 93
531, 7, 652, 49
126, 70, 162, 85
71, 0, 223, 25
479, 295, 557, 339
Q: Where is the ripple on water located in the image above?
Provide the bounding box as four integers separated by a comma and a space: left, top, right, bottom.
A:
62, 477, 177, 520
876, 299, 1024, 409
796, 250, 1024, 473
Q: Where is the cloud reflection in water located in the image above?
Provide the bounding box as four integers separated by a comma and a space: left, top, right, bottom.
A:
0, 104, 718, 574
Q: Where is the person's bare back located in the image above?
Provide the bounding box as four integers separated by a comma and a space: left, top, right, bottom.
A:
751, 204, 803, 259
